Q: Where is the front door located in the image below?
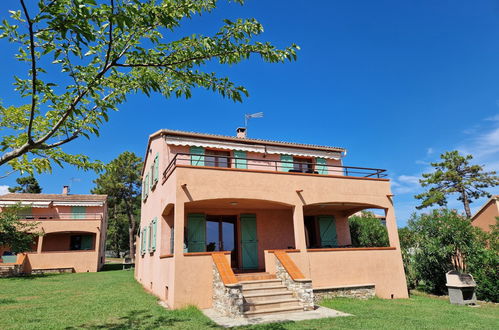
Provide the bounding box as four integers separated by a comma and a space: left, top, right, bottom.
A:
240, 214, 258, 270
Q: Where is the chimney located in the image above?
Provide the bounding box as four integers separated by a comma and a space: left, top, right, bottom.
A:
62, 185, 70, 195
236, 127, 247, 138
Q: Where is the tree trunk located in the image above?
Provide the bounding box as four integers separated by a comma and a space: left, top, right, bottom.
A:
461, 190, 472, 218
123, 199, 137, 259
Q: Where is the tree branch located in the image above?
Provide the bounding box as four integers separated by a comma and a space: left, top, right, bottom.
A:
103, 0, 114, 69
19, 0, 37, 144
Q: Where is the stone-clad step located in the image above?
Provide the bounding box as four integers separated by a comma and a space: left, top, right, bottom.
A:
235, 272, 277, 282
244, 298, 301, 312
239, 275, 309, 318
243, 291, 293, 303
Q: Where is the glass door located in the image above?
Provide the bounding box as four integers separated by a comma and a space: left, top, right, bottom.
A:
206, 215, 238, 267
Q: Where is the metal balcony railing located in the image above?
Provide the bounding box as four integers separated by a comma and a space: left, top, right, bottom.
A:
19, 213, 103, 220
162, 153, 387, 183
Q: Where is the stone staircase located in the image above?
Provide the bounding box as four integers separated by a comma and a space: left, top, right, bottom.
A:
235, 272, 304, 317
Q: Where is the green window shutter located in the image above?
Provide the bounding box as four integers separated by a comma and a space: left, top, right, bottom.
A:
81, 235, 93, 250
72, 206, 86, 219
190, 146, 205, 166
169, 226, 175, 254
280, 155, 294, 172
234, 150, 247, 169
318, 216, 337, 248
316, 158, 328, 175
187, 213, 206, 252
140, 228, 144, 255
144, 226, 149, 253
145, 173, 149, 197
154, 153, 159, 183
151, 218, 157, 251
240, 214, 258, 269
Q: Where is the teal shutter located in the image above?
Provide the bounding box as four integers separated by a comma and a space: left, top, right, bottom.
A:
316, 158, 328, 175
154, 153, 159, 183
187, 213, 206, 252
241, 214, 258, 269
234, 150, 247, 169
281, 155, 294, 172
169, 226, 175, 254
144, 226, 149, 253
151, 218, 157, 252
319, 216, 337, 248
145, 173, 149, 198
141, 228, 146, 255
190, 146, 205, 166
72, 206, 86, 219
81, 235, 93, 250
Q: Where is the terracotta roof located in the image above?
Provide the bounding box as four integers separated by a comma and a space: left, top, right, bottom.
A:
0, 193, 107, 202
155, 129, 346, 152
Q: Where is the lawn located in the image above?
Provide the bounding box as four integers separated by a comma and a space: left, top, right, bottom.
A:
0, 270, 497, 329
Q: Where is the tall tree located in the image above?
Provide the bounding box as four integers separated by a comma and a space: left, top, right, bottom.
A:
0, 0, 298, 176
415, 151, 499, 218
92, 151, 141, 258
7, 175, 42, 193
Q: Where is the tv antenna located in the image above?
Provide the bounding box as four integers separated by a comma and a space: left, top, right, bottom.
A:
244, 112, 264, 128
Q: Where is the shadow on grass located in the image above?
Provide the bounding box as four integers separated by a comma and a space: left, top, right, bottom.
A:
66, 309, 218, 329
0, 298, 17, 305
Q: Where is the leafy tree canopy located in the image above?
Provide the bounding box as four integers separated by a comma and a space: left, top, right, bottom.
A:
0, 0, 299, 175
7, 175, 42, 193
0, 206, 40, 254
415, 150, 499, 218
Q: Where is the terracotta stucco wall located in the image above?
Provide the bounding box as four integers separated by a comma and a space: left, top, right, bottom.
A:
472, 200, 498, 233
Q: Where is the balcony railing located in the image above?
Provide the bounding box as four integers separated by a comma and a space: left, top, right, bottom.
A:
19, 213, 103, 220
163, 152, 387, 183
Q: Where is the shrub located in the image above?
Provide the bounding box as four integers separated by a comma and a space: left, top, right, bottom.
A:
349, 213, 389, 247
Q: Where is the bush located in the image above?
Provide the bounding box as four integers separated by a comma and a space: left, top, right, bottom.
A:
398, 227, 418, 289
349, 213, 389, 247
408, 210, 498, 302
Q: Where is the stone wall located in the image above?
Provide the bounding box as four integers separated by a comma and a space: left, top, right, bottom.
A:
0, 264, 22, 278
275, 257, 315, 310
212, 264, 244, 317
314, 285, 375, 302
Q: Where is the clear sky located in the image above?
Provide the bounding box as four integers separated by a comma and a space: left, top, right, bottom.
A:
0, 1, 498, 226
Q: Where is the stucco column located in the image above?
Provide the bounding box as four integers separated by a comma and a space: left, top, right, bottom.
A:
292, 205, 307, 251
385, 205, 401, 249
173, 201, 185, 256
36, 235, 44, 254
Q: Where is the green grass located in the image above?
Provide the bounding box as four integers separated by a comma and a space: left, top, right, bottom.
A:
0, 270, 497, 329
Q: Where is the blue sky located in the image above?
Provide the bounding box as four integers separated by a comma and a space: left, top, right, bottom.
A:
0, 1, 498, 226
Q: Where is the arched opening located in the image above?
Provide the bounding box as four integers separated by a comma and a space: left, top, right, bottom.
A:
184, 198, 294, 272
303, 202, 389, 249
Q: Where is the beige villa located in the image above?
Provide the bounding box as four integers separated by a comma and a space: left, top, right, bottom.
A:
135, 128, 408, 317
0, 189, 108, 274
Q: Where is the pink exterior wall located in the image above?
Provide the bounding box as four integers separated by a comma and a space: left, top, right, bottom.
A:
135, 135, 408, 309
1, 201, 107, 272
472, 199, 498, 233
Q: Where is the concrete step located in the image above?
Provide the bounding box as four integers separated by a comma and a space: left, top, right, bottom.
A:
235, 272, 277, 282
242, 285, 288, 294
243, 298, 301, 312
244, 291, 293, 303
243, 305, 304, 317
240, 279, 282, 289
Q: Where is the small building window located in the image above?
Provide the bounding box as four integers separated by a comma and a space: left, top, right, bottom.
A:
293, 157, 314, 173
205, 150, 231, 168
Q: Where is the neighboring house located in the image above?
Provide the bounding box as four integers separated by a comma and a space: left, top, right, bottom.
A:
351, 211, 387, 226
471, 195, 499, 233
135, 128, 408, 316
0, 188, 108, 273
